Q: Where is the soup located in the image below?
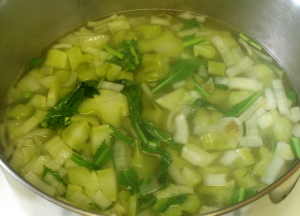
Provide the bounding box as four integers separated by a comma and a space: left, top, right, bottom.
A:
1, 10, 299, 216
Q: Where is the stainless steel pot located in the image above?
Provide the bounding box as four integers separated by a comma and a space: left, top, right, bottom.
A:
0, 0, 299, 215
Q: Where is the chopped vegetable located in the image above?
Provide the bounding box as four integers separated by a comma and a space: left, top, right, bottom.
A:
117, 168, 140, 194
225, 90, 264, 117
152, 59, 201, 93
153, 194, 188, 213
227, 187, 257, 206
42, 81, 99, 129
290, 138, 300, 158
239, 33, 262, 50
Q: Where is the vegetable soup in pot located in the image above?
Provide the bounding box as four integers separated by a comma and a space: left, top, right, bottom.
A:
1, 10, 299, 216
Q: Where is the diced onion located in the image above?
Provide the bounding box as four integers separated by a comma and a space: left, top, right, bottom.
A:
238, 38, 253, 56
285, 107, 300, 123
247, 107, 266, 121
98, 81, 124, 92
52, 43, 73, 49
256, 112, 274, 130
272, 79, 289, 115
173, 80, 186, 89
275, 141, 295, 161
168, 163, 187, 185
291, 124, 300, 138
226, 56, 254, 77
154, 185, 194, 200
239, 136, 263, 148
173, 113, 189, 144
181, 144, 218, 167
150, 15, 171, 26
219, 150, 240, 166
91, 190, 112, 210
238, 96, 265, 122
261, 156, 285, 185
211, 35, 236, 66
264, 88, 277, 111
231, 46, 245, 62
178, 12, 206, 22
203, 173, 233, 186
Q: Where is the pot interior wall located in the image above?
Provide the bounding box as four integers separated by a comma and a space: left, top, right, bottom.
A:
1, 0, 300, 110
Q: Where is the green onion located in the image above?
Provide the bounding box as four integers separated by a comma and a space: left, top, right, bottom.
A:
239, 33, 262, 51
290, 138, 300, 158
102, 44, 124, 59
183, 37, 205, 48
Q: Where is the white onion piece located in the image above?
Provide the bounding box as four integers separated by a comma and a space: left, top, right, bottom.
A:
150, 15, 171, 26
98, 81, 124, 92
173, 113, 189, 144
275, 141, 295, 161
238, 96, 265, 122
257, 112, 274, 130
285, 107, 300, 123
261, 156, 285, 185
291, 124, 300, 138
220, 150, 240, 166
226, 56, 254, 77
203, 174, 233, 186
211, 35, 236, 66
264, 88, 277, 111
178, 12, 206, 22
247, 107, 266, 121
272, 79, 289, 115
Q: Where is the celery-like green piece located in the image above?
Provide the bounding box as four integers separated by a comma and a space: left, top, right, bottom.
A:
208, 61, 226, 76
153, 194, 188, 213
183, 37, 205, 48
290, 138, 300, 158
102, 44, 124, 59
239, 33, 262, 50
135, 25, 162, 40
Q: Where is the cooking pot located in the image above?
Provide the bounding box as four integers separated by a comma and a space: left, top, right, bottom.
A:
0, 0, 299, 215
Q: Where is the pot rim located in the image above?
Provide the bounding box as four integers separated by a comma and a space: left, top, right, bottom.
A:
0, 7, 300, 216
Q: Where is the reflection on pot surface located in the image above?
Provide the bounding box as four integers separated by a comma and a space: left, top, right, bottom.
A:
1, 9, 300, 216
0, 1, 299, 216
